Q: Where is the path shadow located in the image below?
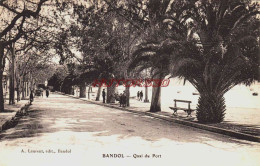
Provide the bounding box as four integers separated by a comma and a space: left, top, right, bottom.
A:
1, 110, 16, 113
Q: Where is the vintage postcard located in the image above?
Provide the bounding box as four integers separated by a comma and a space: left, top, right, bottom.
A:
0, 0, 259, 166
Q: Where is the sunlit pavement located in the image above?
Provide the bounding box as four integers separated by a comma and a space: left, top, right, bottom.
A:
0, 93, 259, 166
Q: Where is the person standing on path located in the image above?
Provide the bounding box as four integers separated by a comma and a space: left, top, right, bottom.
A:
140, 90, 143, 101
102, 89, 106, 103
137, 91, 140, 100
46, 89, 49, 98
119, 93, 123, 107
122, 91, 126, 107
30, 91, 34, 105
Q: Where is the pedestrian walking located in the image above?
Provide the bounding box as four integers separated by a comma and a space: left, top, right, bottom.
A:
140, 90, 143, 101
102, 89, 106, 103
30, 91, 34, 105
122, 91, 126, 107
119, 93, 123, 107
46, 89, 49, 98
137, 91, 140, 100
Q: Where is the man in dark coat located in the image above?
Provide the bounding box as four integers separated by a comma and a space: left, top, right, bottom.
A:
137, 91, 140, 100
140, 90, 143, 101
30, 91, 34, 105
122, 91, 126, 107
46, 89, 49, 98
119, 93, 123, 107
102, 89, 106, 103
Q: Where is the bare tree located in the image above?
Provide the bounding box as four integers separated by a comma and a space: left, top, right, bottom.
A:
0, 0, 49, 111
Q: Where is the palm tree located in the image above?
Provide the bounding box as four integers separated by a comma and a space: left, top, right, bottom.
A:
128, 0, 176, 112
130, 40, 173, 112
170, 0, 260, 123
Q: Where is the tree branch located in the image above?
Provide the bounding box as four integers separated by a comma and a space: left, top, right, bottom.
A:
0, 0, 48, 38
0, 1, 21, 15
4, 16, 26, 46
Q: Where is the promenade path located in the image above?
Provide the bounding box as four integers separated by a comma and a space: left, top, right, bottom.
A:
0, 93, 259, 166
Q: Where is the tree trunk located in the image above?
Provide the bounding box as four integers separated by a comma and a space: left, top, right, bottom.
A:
125, 86, 130, 107
16, 87, 20, 102
9, 74, 15, 105
70, 86, 74, 95
28, 81, 30, 93
79, 83, 86, 98
0, 44, 4, 111
9, 45, 15, 105
150, 86, 161, 112
22, 80, 25, 99
124, 79, 131, 107
0, 74, 4, 110
88, 86, 91, 99
149, 74, 163, 112
96, 86, 101, 101
0, 71, 4, 111
16, 79, 20, 102
144, 86, 149, 102
196, 92, 226, 123
26, 81, 29, 96
28, 76, 32, 92
106, 81, 116, 103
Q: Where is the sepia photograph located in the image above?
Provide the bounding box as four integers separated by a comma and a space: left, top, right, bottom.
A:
0, 0, 259, 166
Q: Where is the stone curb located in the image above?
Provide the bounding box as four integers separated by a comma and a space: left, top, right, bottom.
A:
57, 92, 260, 143
0, 102, 30, 132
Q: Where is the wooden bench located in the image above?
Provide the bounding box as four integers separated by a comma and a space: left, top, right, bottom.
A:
169, 99, 195, 117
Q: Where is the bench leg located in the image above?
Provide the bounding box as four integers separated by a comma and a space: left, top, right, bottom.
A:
186, 110, 190, 117
172, 109, 177, 115
187, 110, 193, 117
